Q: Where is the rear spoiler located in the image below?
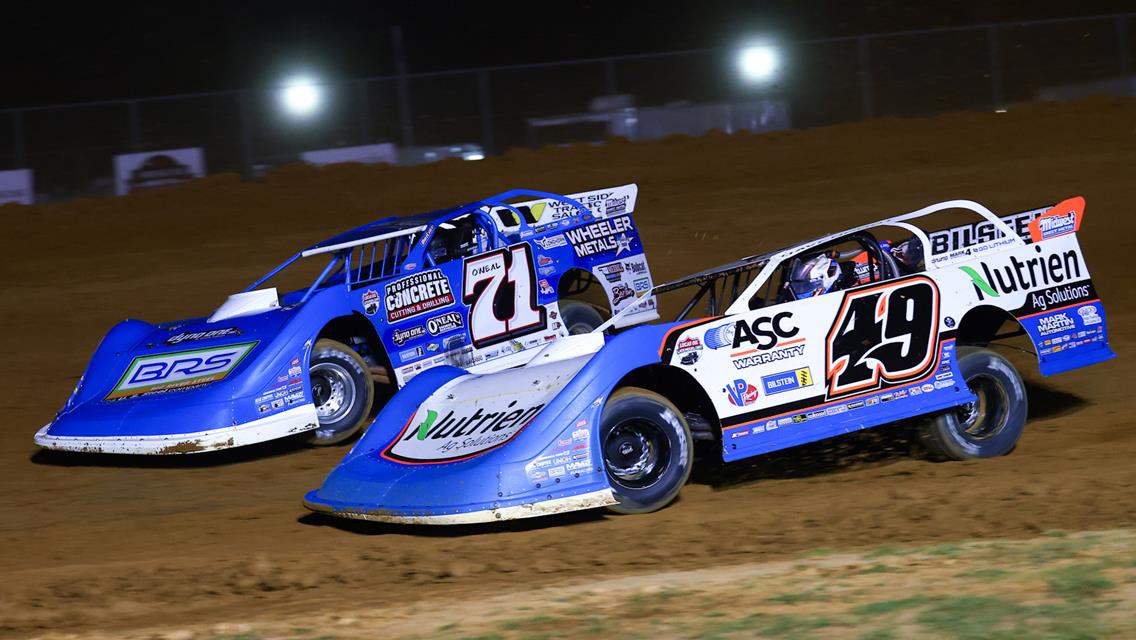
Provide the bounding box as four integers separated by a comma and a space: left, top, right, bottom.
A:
927, 196, 1084, 257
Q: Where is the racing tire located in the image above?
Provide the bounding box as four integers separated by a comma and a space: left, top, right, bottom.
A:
306, 339, 375, 446
559, 300, 605, 335
600, 387, 693, 514
918, 347, 1027, 460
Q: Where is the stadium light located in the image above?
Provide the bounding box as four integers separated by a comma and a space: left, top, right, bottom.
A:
279, 75, 322, 118
736, 44, 779, 85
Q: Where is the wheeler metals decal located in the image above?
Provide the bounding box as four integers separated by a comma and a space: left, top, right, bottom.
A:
383, 399, 546, 463
107, 342, 258, 400
825, 277, 939, 398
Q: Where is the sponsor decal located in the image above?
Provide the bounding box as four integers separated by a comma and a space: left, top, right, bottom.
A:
384, 269, 455, 322
539, 266, 556, 276
733, 344, 807, 369
633, 277, 651, 293
945, 316, 955, 328
720, 312, 799, 350
398, 347, 424, 362
107, 342, 258, 400
847, 400, 865, 410
1028, 198, 1082, 242
605, 195, 629, 215
537, 255, 554, 267
807, 410, 827, 420
597, 262, 624, 282
386, 399, 546, 463
761, 367, 813, 395
723, 379, 760, 406
623, 259, 648, 275
921, 383, 935, 393
534, 234, 568, 250
564, 215, 634, 257
611, 283, 635, 305
427, 311, 464, 336
959, 250, 1083, 302
1078, 305, 1101, 326
676, 336, 702, 366
928, 208, 1042, 255
730, 429, 749, 439
909, 386, 922, 396
1037, 312, 1076, 337
391, 325, 426, 346
362, 289, 380, 316
165, 327, 241, 345
792, 414, 807, 423
826, 404, 848, 416
539, 279, 555, 295
866, 396, 880, 406
935, 380, 954, 389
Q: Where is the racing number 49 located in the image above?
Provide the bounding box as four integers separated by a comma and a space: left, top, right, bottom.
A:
463, 243, 547, 348
825, 278, 939, 397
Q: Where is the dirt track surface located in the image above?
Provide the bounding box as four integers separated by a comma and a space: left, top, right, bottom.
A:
1, 98, 1134, 637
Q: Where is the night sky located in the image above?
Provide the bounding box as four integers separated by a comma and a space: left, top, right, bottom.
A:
2, 0, 1132, 108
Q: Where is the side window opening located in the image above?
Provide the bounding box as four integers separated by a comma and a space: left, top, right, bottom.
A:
428, 215, 491, 264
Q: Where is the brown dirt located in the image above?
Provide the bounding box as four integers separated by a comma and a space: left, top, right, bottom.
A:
1, 97, 1134, 637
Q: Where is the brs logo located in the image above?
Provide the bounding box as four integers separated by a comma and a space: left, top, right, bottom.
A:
107, 342, 258, 400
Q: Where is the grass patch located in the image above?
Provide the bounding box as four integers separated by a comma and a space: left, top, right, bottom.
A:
767, 588, 830, 605
864, 544, 919, 559
917, 596, 1107, 640
853, 595, 931, 616
858, 630, 896, 640
495, 615, 555, 631
954, 567, 1010, 580
856, 564, 895, 575
1047, 564, 1115, 600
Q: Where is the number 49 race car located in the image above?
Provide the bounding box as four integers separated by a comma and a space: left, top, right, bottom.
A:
35, 186, 658, 454
304, 196, 1115, 524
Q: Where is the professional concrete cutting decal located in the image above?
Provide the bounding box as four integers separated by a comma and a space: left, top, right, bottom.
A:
107, 342, 258, 400
383, 268, 455, 322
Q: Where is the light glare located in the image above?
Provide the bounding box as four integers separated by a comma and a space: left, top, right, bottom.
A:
737, 45, 778, 84
280, 76, 322, 118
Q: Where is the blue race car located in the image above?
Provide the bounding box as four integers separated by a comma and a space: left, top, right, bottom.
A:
35, 186, 659, 454
304, 196, 1115, 523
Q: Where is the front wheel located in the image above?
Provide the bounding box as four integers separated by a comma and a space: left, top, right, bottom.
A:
601, 387, 693, 514
918, 347, 1027, 460
306, 339, 375, 446
559, 300, 605, 335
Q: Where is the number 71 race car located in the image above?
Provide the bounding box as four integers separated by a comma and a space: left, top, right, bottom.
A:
304, 196, 1115, 524
35, 186, 658, 454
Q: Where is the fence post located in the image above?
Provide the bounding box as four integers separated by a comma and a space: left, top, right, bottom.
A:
356, 79, 372, 144
987, 25, 1004, 109
392, 26, 415, 147
238, 90, 255, 177
478, 70, 494, 155
1119, 15, 1132, 77
857, 37, 874, 118
12, 110, 24, 168
127, 101, 142, 150
604, 58, 617, 95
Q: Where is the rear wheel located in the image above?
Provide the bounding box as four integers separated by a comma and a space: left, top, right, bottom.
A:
306, 339, 375, 446
559, 300, 605, 335
601, 387, 693, 514
918, 347, 1027, 460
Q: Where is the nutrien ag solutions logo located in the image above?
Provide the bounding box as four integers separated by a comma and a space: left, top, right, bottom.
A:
959, 250, 1083, 301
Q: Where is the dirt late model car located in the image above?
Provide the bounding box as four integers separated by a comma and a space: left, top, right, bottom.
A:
35, 185, 659, 454
304, 196, 1114, 524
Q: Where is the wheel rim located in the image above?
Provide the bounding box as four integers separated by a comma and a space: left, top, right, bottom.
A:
955, 373, 1009, 441
568, 321, 593, 335
603, 419, 669, 489
310, 362, 357, 427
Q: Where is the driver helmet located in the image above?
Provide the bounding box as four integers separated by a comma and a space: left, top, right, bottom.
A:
788, 253, 841, 299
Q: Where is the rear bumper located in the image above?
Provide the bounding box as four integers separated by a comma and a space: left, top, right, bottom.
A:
302, 487, 617, 525
34, 404, 320, 454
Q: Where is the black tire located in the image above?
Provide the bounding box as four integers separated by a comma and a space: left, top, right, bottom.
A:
918, 347, 1027, 460
559, 300, 605, 335
305, 339, 375, 446
600, 387, 693, 514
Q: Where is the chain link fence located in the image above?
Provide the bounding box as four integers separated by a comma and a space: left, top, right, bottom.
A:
1, 13, 1131, 201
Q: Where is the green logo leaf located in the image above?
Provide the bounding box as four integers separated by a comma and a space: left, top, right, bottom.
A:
959, 266, 999, 298
416, 409, 438, 440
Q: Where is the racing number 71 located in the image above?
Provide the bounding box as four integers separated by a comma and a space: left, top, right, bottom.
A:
462, 243, 547, 349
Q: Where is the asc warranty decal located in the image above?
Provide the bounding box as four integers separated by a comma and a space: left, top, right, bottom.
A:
383, 398, 546, 463
107, 342, 258, 400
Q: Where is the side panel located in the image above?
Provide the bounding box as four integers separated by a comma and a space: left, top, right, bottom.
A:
661, 275, 973, 463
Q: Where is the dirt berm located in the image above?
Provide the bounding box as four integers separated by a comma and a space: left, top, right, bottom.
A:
0, 98, 1133, 637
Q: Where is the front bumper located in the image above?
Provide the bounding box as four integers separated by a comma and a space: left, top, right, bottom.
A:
303, 487, 616, 524
34, 404, 320, 454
